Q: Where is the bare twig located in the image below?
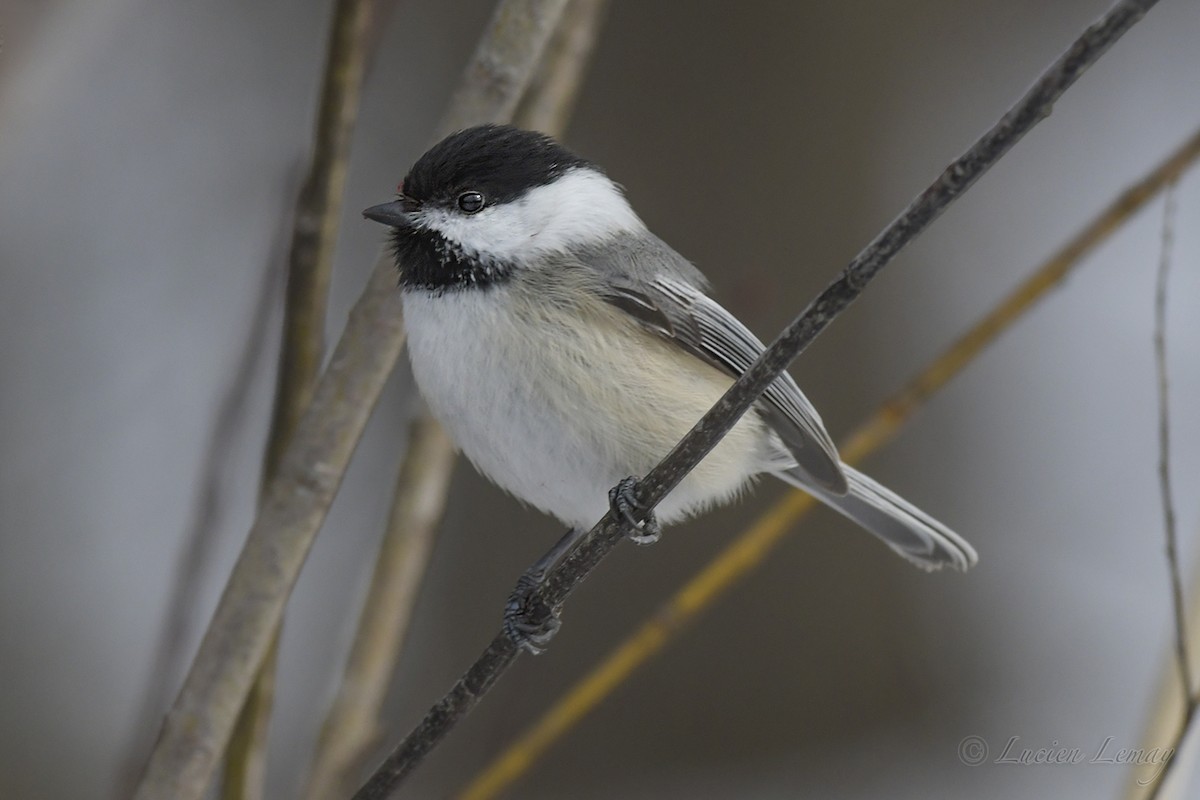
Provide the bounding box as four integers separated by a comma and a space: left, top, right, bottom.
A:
458, 129, 1200, 800
266, 0, 376, 484
1154, 183, 1190, 701
351, 2, 1160, 797
1138, 181, 1196, 800
302, 2, 607, 794
131, 5, 567, 796
219, 2, 378, 797
301, 416, 457, 800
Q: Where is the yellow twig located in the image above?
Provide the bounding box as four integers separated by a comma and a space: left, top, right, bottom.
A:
221, 643, 279, 800
457, 127, 1200, 800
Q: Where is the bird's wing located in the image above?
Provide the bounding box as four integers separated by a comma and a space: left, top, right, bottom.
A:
605, 273, 848, 494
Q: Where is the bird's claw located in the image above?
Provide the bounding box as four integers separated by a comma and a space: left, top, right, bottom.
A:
504, 572, 562, 655
609, 476, 661, 545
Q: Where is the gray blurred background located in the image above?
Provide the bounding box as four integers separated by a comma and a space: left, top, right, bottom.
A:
3, 0, 1200, 798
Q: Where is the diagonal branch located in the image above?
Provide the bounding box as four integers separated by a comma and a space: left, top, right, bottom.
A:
222, 0, 377, 797
119, 218, 284, 799
511, 0, 607, 135
458, 128, 1200, 800
131, 2, 569, 798
351, 2, 1161, 797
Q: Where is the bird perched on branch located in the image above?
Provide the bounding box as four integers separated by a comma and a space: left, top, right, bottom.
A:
365, 124, 976, 652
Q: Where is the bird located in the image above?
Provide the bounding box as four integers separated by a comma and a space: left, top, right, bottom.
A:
363, 124, 976, 652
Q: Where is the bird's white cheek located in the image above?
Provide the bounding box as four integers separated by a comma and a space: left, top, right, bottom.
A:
418, 207, 534, 261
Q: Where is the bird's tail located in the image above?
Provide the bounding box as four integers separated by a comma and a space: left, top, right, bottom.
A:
775, 465, 977, 571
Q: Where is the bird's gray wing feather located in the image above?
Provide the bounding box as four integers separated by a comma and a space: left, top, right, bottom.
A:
587, 236, 847, 493
776, 466, 978, 570
583, 234, 974, 570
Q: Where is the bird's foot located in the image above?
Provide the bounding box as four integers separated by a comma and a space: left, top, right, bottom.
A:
504, 570, 562, 655
608, 476, 661, 545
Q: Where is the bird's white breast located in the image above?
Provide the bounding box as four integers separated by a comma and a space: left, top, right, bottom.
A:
401, 280, 772, 529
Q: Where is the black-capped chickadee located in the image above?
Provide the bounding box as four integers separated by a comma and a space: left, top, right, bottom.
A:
365, 125, 976, 652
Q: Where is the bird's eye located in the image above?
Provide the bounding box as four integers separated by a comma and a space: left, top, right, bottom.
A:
457, 191, 485, 214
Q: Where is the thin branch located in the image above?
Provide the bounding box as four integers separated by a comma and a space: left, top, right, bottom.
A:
130, 3, 569, 797
221, 1, 377, 796
1137, 181, 1195, 800
458, 128, 1200, 800
302, 3, 608, 794
352, 2, 1161, 797
266, 0, 376, 484
1155, 182, 1190, 701
301, 416, 457, 800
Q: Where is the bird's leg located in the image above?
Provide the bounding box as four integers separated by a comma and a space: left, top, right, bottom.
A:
504, 525, 587, 654
504, 477, 661, 654
609, 475, 661, 545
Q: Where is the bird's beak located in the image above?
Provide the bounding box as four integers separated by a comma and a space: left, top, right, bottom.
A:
362, 197, 420, 227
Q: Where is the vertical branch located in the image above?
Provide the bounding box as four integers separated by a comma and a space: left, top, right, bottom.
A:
265, 0, 376, 483
1138, 182, 1196, 800
1154, 183, 1190, 702
302, 3, 609, 794
221, 1, 376, 797
131, 2, 569, 798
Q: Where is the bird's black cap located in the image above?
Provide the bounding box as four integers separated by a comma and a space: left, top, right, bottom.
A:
401, 124, 593, 207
